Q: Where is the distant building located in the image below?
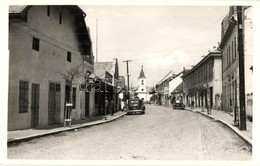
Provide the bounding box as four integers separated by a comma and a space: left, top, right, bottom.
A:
94, 58, 120, 115
155, 70, 187, 106
135, 65, 150, 101
182, 51, 222, 109
170, 70, 187, 103
219, 6, 253, 120
8, 5, 94, 130
171, 82, 184, 103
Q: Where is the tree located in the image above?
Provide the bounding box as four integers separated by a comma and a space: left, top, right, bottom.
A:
58, 65, 82, 105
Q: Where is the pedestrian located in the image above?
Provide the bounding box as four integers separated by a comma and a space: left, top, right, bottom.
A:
191, 100, 195, 109
110, 100, 114, 116
138, 98, 144, 110
105, 97, 109, 115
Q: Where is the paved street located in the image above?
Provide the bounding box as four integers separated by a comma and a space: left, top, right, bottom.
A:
8, 105, 251, 160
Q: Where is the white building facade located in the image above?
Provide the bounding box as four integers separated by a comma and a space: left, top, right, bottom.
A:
136, 66, 149, 101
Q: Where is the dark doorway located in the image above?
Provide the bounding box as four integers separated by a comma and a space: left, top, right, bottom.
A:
210, 87, 213, 109
48, 82, 61, 124
31, 83, 40, 128
85, 92, 89, 117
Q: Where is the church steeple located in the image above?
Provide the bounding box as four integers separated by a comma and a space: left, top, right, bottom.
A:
138, 65, 146, 79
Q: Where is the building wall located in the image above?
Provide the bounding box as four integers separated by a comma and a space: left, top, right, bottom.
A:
8, 6, 94, 130
137, 78, 149, 101
182, 53, 222, 109
221, 6, 253, 114
27, 6, 80, 51
221, 15, 239, 113
244, 7, 253, 95
137, 78, 147, 92
213, 58, 222, 109
169, 76, 182, 94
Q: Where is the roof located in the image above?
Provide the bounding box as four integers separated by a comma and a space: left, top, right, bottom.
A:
138, 66, 146, 79
9, 5, 86, 16
94, 62, 113, 79
9, 5, 29, 13
156, 70, 186, 86
182, 51, 221, 78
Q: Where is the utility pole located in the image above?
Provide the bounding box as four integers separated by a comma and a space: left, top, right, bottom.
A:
237, 6, 246, 130
96, 18, 98, 62
123, 60, 132, 110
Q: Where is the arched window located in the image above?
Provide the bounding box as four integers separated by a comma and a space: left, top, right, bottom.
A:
142, 89, 144, 91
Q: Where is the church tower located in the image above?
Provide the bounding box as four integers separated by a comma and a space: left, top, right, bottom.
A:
137, 65, 148, 101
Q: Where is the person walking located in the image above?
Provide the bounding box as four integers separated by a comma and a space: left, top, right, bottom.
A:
191, 100, 195, 109
110, 100, 114, 116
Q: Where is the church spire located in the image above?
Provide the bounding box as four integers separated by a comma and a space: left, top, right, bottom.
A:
138, 64, 146, 79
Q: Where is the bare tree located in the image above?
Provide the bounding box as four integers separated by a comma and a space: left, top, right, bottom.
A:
58, 65, 82, 105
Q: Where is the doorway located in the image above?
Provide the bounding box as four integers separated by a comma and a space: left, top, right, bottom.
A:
48, 82, 61, 124
85, 92, 89, 117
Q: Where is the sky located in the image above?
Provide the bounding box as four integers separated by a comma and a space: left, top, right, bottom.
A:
82, 5, 229, 87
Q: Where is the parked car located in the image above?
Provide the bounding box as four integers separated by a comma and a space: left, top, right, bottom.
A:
127, 98, 145, 115
172, 100, 185, 110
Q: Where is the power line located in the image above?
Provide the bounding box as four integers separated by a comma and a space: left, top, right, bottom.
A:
173, 13, 228, 50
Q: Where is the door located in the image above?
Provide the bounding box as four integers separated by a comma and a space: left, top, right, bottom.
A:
85, 92, 89, 117
31, 83, 40, 128
48, 82, 61, 124
210, 87, 213, 109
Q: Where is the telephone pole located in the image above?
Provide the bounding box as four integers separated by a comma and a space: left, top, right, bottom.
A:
123, 60, 132, 109
237, 6, 246, 130
96, 18, 98, 62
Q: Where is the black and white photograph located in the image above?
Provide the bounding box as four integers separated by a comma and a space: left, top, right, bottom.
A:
1, 0, 260, 166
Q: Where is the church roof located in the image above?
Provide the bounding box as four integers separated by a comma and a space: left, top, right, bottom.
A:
138, 65, 146, 79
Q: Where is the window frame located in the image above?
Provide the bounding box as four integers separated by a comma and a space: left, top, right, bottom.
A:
32, 37, 40, 51
19, 80, 29, 113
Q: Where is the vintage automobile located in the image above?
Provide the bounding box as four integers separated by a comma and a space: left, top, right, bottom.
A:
172, 100, 185, 110
127, 98, 145, 115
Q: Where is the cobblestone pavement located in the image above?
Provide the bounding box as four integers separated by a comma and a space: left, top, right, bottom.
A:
7, 105, 251, 160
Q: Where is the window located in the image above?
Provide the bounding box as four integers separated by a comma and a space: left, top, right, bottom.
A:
72, 87, 76, 109
47, 6, 50, 16
232, 41, 234, 61
19, 80, 29, 113
59, 13, 62, 24
32, 37, 40, 51
67, 52, 71, 62
141, 89, 144, 91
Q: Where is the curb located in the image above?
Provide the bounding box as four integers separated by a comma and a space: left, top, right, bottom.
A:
8, 112, 127, 145
185, 108, 252, 148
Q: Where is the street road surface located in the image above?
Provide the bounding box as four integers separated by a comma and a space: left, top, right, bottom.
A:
8, 105, 251, 160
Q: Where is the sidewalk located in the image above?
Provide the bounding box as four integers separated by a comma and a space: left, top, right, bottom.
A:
185, 107, 252, 147
8, 111, 127, 144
